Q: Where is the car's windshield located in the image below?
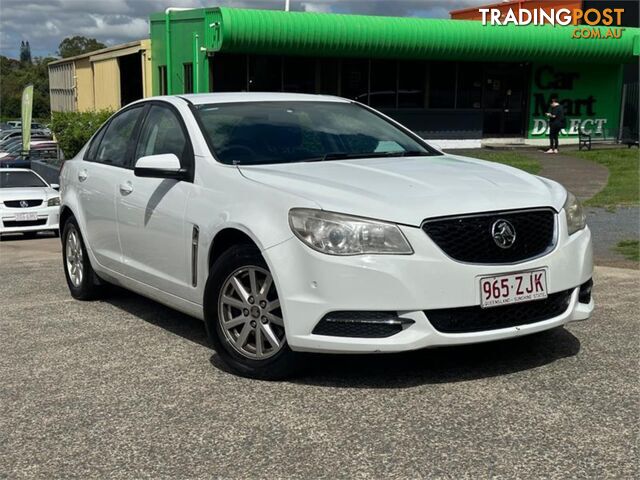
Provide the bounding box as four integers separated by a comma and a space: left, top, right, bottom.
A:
0, 171, 46, 188
195, 101, 439, 165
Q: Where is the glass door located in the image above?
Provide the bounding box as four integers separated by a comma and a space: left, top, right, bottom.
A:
482, 63, 529, 137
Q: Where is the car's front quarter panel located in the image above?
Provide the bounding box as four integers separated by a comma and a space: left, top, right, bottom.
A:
185, 157, 320, 305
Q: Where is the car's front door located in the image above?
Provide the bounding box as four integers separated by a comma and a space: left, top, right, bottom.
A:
116, 103, 195, 299
79, 105, 144, 270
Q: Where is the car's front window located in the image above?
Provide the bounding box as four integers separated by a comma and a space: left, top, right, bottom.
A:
195, 101, 439, 165
0, 171, 46, 188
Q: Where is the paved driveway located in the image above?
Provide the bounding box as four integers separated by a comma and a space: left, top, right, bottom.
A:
0, 237, 638, 479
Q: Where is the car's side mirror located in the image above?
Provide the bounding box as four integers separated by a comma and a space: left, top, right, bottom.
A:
50, 183, 60, 190
134, 154, 186, 180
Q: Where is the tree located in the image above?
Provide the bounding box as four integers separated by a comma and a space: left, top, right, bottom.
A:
20, 41, 32, 64
57, 36, 106, 58
0, 54, 53, 120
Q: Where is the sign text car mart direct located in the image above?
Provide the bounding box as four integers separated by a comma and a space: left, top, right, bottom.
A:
49, 4, 639, 143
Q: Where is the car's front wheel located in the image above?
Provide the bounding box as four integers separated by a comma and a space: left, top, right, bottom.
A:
204, 244, 302, 379
62, 218, 102, 300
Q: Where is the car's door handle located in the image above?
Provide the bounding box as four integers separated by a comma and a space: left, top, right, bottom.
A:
78, 170, 88, 182
119, 182, 133, 195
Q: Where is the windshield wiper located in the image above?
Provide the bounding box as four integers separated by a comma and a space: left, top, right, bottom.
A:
391, 150, 432, 157
301, 150, 429, 163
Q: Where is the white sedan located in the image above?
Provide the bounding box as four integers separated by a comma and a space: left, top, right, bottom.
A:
59, 93, 593, 379
0, 169, 60, 237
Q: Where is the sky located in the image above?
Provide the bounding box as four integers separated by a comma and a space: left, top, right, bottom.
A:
0, 0, 489, 59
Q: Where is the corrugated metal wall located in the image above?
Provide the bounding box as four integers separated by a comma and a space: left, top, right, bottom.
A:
92, 58, 121, 111
48, 41, 151, 112
49, 62, 76, 112
140, 39, 153, 97
204, 7, 639, 63
75, 58, 95, 112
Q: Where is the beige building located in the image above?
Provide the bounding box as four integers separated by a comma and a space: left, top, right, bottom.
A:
48, 40, 152, 113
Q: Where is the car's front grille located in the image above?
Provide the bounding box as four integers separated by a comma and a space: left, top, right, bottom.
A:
424, 289, 573, 333
313, 311, 414, 338
4, 199, 43, 208
422, 208, 556, 264
2, 219, 47, 227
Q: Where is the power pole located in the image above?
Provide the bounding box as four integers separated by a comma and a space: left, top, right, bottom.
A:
285, 0, 290, 12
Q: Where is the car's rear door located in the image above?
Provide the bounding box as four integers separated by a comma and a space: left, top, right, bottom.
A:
78, 105, 145, 270
115, 102, 195, 299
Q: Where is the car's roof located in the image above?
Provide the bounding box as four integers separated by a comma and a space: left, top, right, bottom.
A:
163, 92, 351, 106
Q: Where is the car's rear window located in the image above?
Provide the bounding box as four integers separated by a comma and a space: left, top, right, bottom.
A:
0, 171, 46, 188
194, 101, 437, 165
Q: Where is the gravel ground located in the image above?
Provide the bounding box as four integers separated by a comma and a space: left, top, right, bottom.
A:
587, 207, 640, 269
0, 237, 638, 479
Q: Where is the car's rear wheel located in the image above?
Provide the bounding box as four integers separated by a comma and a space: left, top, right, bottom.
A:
204, 244, 302, 379
62, 218, 102, 300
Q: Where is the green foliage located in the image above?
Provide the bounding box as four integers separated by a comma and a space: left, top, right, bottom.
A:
51, 110, 113, 158
58, 36, 106, 58
455, 149, 542, 175
20, 41, 32, 64
614, 240, 640, 262
0, 55, 53, 119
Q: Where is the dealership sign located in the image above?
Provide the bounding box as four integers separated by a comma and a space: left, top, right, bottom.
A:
528, 64, 623, 138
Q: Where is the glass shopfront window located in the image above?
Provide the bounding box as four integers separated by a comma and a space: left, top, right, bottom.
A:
208, 54, 529, 137
429, 62, 457, 108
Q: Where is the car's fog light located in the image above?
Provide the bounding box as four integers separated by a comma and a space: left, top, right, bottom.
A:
578, 279, 593, 304
312, 311, 414, 338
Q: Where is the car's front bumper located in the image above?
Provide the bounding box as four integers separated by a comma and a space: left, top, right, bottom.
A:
0, 206, 59, 234
265, 213, 594, 353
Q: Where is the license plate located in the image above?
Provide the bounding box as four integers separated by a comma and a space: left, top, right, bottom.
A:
480, 269, 547, 308
15, 212, 38, 222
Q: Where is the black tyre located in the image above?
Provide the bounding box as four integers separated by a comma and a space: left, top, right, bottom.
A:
204, 244, 303, 380
62, 218, 102, 300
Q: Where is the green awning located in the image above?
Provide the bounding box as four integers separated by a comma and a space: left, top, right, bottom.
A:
203, 7, 639, 63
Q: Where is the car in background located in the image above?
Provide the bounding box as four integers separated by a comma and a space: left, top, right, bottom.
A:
1, 138, 56, 157
0, 168, 60, 237
5, 120, 51, 135
0, 141, 59, 169
0, 135, 52, 154
0, 129, 51, 142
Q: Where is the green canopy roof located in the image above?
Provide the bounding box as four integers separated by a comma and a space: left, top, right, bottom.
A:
199, 7, 638, 63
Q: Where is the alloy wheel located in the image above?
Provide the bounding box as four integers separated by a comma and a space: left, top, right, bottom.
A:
65, 227, 84, 288
218, 266, 285, 360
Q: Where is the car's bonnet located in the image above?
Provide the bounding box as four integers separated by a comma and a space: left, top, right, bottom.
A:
0, 187, 54, 202
238, 154, 567, 226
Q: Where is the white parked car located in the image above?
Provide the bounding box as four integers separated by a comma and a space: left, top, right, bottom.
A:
0, 168, 60, 237
59, 93, 594, 379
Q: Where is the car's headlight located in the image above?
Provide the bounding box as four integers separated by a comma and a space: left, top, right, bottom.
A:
564, 191, 586, 235
289, 208, 413, 255
47, 197, 60, 207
